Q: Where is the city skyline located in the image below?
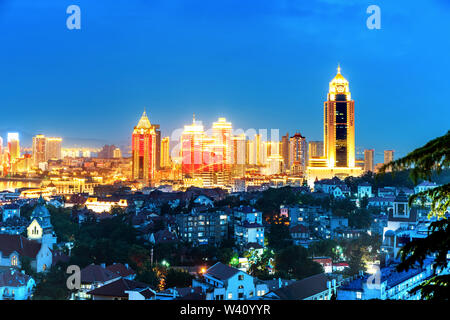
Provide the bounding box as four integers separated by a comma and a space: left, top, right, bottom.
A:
0, 0, 449, 162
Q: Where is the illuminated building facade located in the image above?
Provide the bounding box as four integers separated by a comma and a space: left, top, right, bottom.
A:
160, 136, 171, 168
309, 141, 324, 158
8, 133, 20, 161
181, 116, 235, 187
113, 147, 122, 158
289, 133, 307, 176
32, 134, 47, 166
281, 133, 290, 172
306, 66, 362, 186
132, 111, 157, 186
46, 137, 62, 160
384, 150, 394, 164
364, 149, 374, 172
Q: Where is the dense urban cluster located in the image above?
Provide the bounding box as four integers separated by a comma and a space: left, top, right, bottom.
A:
0, 67, 448, 301
0, 170, 448, 300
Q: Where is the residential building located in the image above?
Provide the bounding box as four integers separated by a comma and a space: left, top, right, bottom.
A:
261, 273, 338, 300
193, 262, 260, 300
0, 269, 35, 300
176, 209, 228, 246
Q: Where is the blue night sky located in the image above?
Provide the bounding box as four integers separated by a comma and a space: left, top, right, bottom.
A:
0, 0, 449, 162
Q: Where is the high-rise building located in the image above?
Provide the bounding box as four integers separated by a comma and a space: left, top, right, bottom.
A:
7, 133, 20, 161
384, 150, 394, 172
181, 115, 205, 177
154, 124, 161, 171
160, 137, 171, 168
306, 66, 362, 186
113, 147, 122, 158
0, 136, 3, 157
132, 111, 157, 186
384, 150, 394, 164
289, 133, 307, 176
212, 118, 233, 166
232, 134, 246, 177
98, 145, 117, 159
281, 133, 290, 172
32, 134, 47, 166
309, 141, 324, 158
364, 149, 374, 172
46, 137, 62, 160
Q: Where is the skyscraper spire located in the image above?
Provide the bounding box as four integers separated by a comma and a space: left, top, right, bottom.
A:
193, 113, 195, 123
337, 63, 341, 74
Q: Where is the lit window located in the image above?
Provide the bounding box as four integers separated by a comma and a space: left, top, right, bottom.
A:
228, 293, 232, 299
356, 292, 362, 299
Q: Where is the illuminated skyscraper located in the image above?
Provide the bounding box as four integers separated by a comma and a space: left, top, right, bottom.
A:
161, 137, 171, 168
289, 133, 307, 176
181, 115, 205, 177
306, 66, 362, 186
212, 117, 233, 167
231, 134, 246, 177
132, 111, 157, 186
32, 134, 47, 166
0, 136, 3, 157
364, 149, 374, 172
113, 147, 122, 158
46, 137, 62, 160
7, 133, 20, 161
309, 141, 324, 158
281, 133, 290, 172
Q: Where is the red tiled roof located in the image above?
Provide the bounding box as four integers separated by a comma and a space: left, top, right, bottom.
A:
87, 278, 151, 298
0, 234, 42, 259
80, 264, 120, 284
106, 263, 136, 278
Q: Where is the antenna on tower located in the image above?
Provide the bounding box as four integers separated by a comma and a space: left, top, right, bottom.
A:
337, 63, 341, 74
193, 113, 196, 123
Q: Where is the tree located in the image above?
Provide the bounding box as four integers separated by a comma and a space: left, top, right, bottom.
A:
380, 130, 450, 300
165, 269, 194, 288
275, 245, 323, 280
267, 222, 291, 250
32, 264, 71, 300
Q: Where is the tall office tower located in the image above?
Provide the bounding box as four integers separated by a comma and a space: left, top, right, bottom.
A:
246, 139, 255, 165
232, 134, 246, 177
7, 133, 20, 161
132, 111, 157, 186
32, 134, 47, 166
0, 136, 3, 157
255, 134, 262, 165
281, 133, 290, 172
154, 124, 161, 171
181, 115, 205, 176
308, 141, 324, 158
113, 147, 122, 158
212, 118, 233, 166
160, 136, 171, 168
46, 137, 62, 160
324, 65, 355, 168
289, 133, 307, 176
98, 144, 116, 158
306, 66, 362, 186
384, 150, 394, 164
364, 149, 375, 172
